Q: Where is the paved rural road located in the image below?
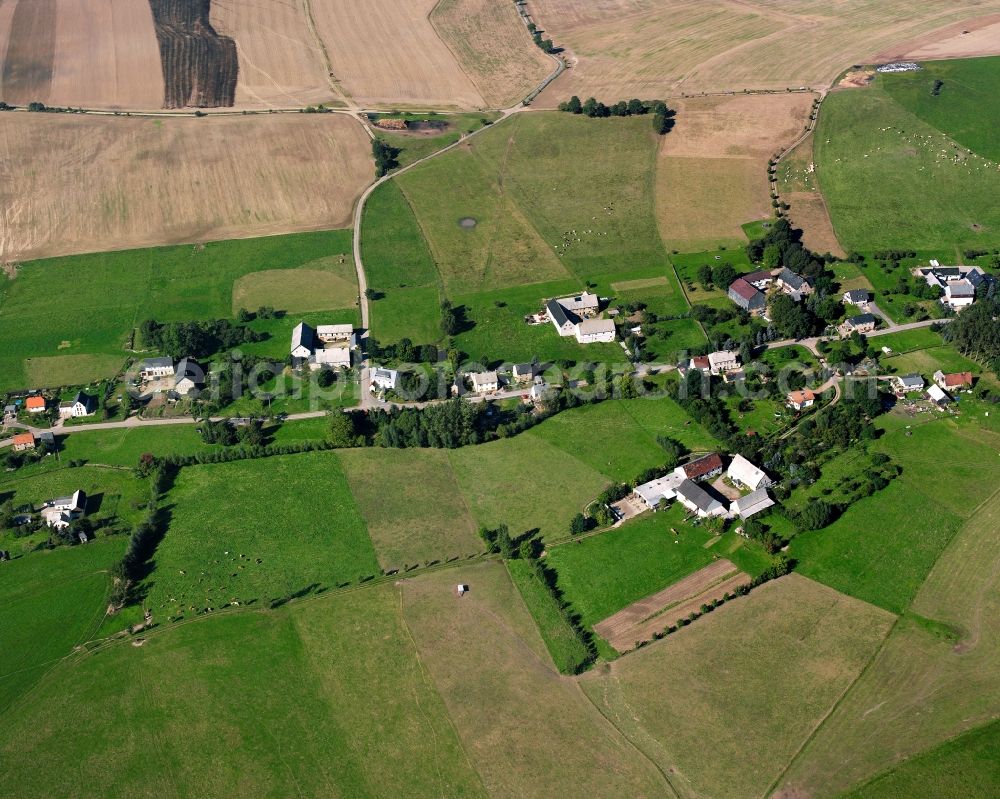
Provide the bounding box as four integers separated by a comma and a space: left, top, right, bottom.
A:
765, 316, 945, 355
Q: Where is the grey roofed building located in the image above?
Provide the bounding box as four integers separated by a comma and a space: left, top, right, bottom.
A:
512, 362, 535, 382
777, 267, 810, 291
731, 488, 775, 519
896, 373, 924, 391
141, 356, 173, 370
174, 358, 204, 396
37, 431, 55, 445
675, 478, 725, 517
843, 289, 870, 304
947, 279, 975, 298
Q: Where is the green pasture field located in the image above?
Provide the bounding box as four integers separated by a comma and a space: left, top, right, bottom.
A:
592, 262, 690, 317
546, 506, 717, 628
525, 395, 717, 482
505, 559, 592, 675
400, 562, 669, 796
0, 538, 121, 714
373, 111, 499, 168
360, 181, 442, 344
780, 489, 1000, 797
0, 230, 354, 391
641, 317, 708, 361
0, 586, 484, 798
374, 113, 678, 346
446, 433, 610, 543
581, 574, 895, 799
881, 57, 1000, 162
873, 326, 943, 354
526, 399, 674, 482
832, 261, 875, 293
397, 142, 571, 295
336, 447, 483, 570
230, 260, 359, 316
790, 415, 1000, 614
846, 719, 1000, 799
726, 395, 789, 437
141, 452, 379, 616
815, 83, 1000, 251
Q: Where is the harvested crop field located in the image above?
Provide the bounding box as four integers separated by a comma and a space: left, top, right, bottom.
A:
0, 0, 164, 108
309, 0, 482, 109
0, 113, 371, 262
431, 0, 552, 108
655, 93, 813, 249
581, 574, 896, 799
531, 0, 1000, 100
593, 559, 750, 653
875, 13, 1000, 61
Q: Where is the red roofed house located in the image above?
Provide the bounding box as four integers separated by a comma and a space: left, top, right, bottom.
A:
25, 396, 46, 413
728, 278, 765, 312
688, 355, 711, 373
679, 453, 724, 481
787, 389, 816, 411
933, 370, 973, 390
12, 432, 35, 452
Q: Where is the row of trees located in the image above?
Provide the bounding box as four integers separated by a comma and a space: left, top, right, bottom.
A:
557, 95, 675, 134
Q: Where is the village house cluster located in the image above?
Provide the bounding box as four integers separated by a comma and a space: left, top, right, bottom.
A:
290, 322, 357, 370
915, 263, 994, 312
631, 452, 775, 521
542, 291, 616, 344
727, 267, 814, 315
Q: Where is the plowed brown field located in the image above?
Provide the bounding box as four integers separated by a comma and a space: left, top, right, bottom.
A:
0, 113, 371, 262
594, 559, 750, 652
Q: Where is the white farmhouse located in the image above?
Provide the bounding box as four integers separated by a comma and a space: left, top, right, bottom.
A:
469, 371, 499, 394
41, 490, 87, 530
574, 318, 616, 344
370, 367, 399, 394
708, 350, 740, 375
727, 454, 771, 491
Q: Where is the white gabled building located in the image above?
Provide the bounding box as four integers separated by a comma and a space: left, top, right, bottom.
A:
726, 454, 771, 492
469, 371, 499, 394
575, 318, 615, 344
370, 367, 399, 393
708, 350, 740, 376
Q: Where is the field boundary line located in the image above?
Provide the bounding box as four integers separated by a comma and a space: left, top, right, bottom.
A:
763, 588, 900, 797
575, 675, 683, 798
297, 0, 355, 110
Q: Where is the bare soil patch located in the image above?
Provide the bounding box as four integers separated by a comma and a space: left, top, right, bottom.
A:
875, 13, 1000, 61
785, 191, 845, 257
0, 113, 371, 262
594, 559, 750, 652
839, 68, 876, 89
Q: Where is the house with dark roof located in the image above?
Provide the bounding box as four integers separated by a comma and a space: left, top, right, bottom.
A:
743, 270, 775, 290
776, 268, 814, 300
546, 299, 577, 336
291, 321, 318, 361
839, 313, 877, 338
894, 373, 925, 393
511, 363, 536, 383
728, 278, 765, 312
842, 289, 870, 305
